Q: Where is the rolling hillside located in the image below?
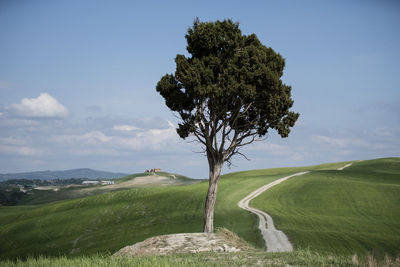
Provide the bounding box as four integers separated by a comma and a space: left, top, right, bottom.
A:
0, 158, 398, 262
251, 158, 400, 256
0, 168, 129, 181
1, 172, 201, 206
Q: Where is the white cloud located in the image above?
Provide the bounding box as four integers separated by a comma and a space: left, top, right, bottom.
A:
113, 125, 140, 131
71, 148, 125, 156
0, 144, 42, 156
114, 121, 179, 150
0, 136, 44, 156
247, 141, 304, 162
373, 127, 400, 138
10, 93, 69, 118
0, 137, 26, 146
249, 142, 287, 152
54, 131, 112, 144
313, 135, 368, 148
53, 120, 180, 151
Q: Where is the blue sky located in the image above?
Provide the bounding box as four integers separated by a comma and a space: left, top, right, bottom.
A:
0, 0, 399, 178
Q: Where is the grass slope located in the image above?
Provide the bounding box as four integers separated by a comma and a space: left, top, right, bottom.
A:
0, 162, 347, 260
14, 172, 199, 206
0, 185, 205, 259
3, 250, 391, 267
251, 158, 400, 256
1, 159, 397, 262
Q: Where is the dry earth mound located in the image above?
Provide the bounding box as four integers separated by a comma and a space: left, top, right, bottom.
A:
114, 228, 254, 256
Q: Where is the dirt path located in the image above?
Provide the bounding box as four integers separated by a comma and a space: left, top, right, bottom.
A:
337, 163, 352, 170
238, 162, 355, 252
238, 171, 310, 252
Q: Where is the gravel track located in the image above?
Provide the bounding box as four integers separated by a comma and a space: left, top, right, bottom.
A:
238, 162, 353, 252
238, 171, 310, 252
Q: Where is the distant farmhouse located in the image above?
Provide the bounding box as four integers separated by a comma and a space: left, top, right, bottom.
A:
82, 180, 115, 185
101, 180, 114, 185
145, 168, 162, 173
82, 180, 100, 185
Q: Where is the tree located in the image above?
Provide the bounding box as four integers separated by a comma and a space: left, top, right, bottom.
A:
156, 19, 299, 233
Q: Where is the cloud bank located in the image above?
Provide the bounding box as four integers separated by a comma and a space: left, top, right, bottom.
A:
10, 93, 68, 118
52, 120, 179, 152
113, 125, 140, 131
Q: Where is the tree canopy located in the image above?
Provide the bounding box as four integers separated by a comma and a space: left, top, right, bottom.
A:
156, 19, 299, 233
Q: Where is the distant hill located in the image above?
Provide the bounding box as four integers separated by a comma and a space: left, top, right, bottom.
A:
0, 168, 129, 181
0, 158, 398, 261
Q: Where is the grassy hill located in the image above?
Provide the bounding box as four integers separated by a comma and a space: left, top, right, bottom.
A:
0, 250, 374, 267
0, 168, 129, 181
0, 161, 347, 260
2, 172, 201, 206
0, 158, 398, 264
251, 158, 400, 256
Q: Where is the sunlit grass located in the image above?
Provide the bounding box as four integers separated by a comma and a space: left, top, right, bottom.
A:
252, 158, 400, 256
1, 158, 398, 262
1, 250, 399, 267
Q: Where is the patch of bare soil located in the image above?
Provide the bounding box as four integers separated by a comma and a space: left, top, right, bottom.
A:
76, 175, 188, 195
34, 186, 61, 191
114, 228, 254, 256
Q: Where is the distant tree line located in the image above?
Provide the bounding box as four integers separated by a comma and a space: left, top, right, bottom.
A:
0, 187, 25, 206
0, 178, 93, 206
0, 178, 89, 186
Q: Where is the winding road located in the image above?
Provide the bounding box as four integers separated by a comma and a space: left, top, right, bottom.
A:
238, 171, 309, 252
238, 163, 353, 252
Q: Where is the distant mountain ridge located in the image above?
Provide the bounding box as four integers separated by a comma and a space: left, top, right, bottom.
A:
0, 168, 129, 181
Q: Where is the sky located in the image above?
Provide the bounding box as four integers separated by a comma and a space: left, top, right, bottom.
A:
0, 0, 399, 179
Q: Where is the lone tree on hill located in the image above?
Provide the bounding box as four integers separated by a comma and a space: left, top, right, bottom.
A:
156, 19, 299, 233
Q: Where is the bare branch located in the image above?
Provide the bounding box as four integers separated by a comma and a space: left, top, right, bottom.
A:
193, 131, 207, 146
236, 135, 258, 147
191, 147, 206, 154
236, 151, 251, 161
235, 132, 258, 147
219, 119, 228, 153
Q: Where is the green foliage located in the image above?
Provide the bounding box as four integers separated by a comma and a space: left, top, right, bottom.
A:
1, 179, 43, 186
251, 158, 400, 256
0, 187, 25, 206
0, 178, 91, 206
156, 19, 298, 140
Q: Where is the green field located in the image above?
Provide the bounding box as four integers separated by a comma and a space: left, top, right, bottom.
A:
0, 161, 349, 259
251, 158, 400, 256
0, 250, 380, 267
0, 158, 399, 265
1, 172, 200, 206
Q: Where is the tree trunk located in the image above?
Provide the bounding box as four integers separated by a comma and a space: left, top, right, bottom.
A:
203, 157, 223, 233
